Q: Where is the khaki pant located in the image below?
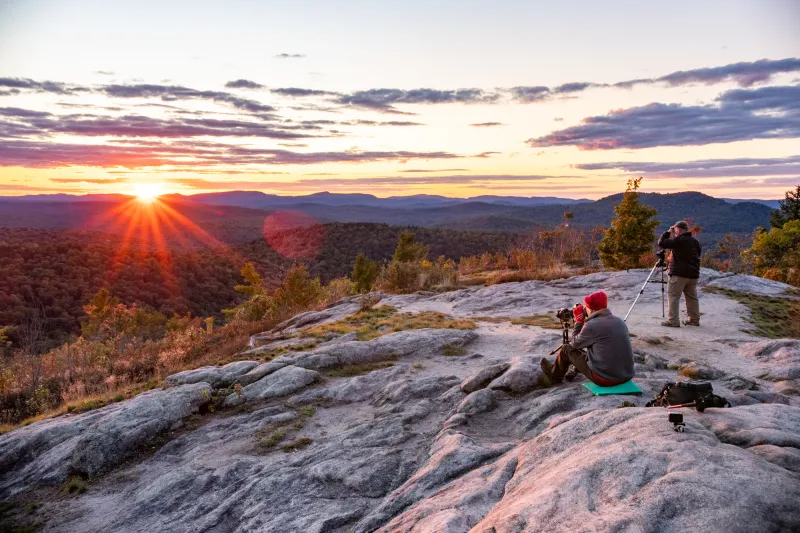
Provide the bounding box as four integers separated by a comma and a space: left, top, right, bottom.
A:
667, 275, 700, 325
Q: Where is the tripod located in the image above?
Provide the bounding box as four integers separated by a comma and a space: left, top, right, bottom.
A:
624, 253, 668, 322
548, 317, 573, 355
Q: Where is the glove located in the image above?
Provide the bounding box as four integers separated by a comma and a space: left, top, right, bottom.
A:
573, 304, 585, 323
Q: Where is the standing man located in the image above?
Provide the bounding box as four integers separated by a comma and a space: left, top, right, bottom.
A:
658, 220, 702, 327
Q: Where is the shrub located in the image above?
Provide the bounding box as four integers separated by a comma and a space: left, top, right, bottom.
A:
746, 220, 800, 287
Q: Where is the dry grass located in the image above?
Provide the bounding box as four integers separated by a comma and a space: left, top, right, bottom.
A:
282, 437, 313, 452
475, 315, 562, 329
0, 379, 163, 435
441, 344, 467, 356
486, 268, 570, 285
306, 306, 475, 342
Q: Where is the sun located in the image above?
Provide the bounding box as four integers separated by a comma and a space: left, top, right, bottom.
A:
131, 183, 166, 203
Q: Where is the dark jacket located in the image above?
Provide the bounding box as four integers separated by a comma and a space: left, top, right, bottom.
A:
658, 231, 701, 279
571, 308, 634, 383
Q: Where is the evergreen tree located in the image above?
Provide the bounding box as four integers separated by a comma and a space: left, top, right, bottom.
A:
352, 254, 378, 293
598, 178, 660, 269
392, 232, 429, 262
770, 185, 800, 229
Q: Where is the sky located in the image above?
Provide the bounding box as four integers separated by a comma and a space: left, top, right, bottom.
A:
0, 0, 799, 200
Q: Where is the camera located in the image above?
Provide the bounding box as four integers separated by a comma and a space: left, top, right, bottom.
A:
668, 412, 685, 433
556, 307, 573, 322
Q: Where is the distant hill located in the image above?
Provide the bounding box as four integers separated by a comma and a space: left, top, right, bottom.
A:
170, 191, 592, 209
0, 191, 775, 245
723, 198, 782, 209
0, 191, 591, 208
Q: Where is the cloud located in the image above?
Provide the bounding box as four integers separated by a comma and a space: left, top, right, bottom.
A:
0, 109, 316, 140
634, 57, 800, 88
335, 88, 501, 113
0, 107, 53, 118
469, 122, 504, 127
653, 176, 800, 191
511, 58, 800, 102
0, 139, 466, 169
101, 84, 276, 113
271, 87, 340, 97
225, 79, 265, 89
164, 174, 575, 190
95, 71, 115, 76
553, 82, 600, 94
275, 53, 306, 59
399, 168, 470, 173
576, 155, 800, 178
527, 85, 800, 150
0, 77, 87, 94
508, 86, 551, 103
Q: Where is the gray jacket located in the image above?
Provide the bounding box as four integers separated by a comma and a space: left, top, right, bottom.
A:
571, 308, 634, 382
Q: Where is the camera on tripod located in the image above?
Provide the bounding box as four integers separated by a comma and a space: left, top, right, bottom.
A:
623, 248, 669, 322
556, 307, 573, 323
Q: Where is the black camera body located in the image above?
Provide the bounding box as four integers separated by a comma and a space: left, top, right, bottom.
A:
556, 307, 573, 322
655, 249, 667, 267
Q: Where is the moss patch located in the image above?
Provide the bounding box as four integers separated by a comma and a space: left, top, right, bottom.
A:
306, 306, 475, 342
706, 287, 800, 338
324, 359, 396, 378
62, 476, 87, 496
258, 429, 287, 450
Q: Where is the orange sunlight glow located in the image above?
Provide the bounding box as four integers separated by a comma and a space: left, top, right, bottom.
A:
131, 182, 166, 203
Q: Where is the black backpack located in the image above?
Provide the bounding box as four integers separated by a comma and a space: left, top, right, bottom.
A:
646, 380, 730, 411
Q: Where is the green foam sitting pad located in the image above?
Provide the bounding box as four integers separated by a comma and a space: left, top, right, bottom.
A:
583, 380, 642, 396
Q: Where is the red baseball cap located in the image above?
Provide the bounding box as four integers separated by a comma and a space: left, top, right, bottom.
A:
584, 291, 608, 310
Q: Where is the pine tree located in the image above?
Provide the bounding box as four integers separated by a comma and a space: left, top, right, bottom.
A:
392, 232, 429, 262
770, 185, 800, 229
352, 254, 378, 293
598, 178, 660, 269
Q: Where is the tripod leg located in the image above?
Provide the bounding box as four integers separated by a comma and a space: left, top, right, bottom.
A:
624, 262, 660, 322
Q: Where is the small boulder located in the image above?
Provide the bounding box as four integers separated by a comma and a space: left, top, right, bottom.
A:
235, 361, 288, 387
165, 360, 258, 388
460, 362, 511, 393
457, 389, 497, 416
642, 352, 668, 369
721, 375, 758, 391
488, 357, 545, 394
225, 365, 320, 406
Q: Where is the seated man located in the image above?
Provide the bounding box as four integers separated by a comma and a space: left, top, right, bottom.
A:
540, 291, 634, 386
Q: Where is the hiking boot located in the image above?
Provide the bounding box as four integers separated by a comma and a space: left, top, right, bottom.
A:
661, 321, 680, 328
540, 358, 562, 385
683, 320, 700, 327
564, 366, 578, 382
